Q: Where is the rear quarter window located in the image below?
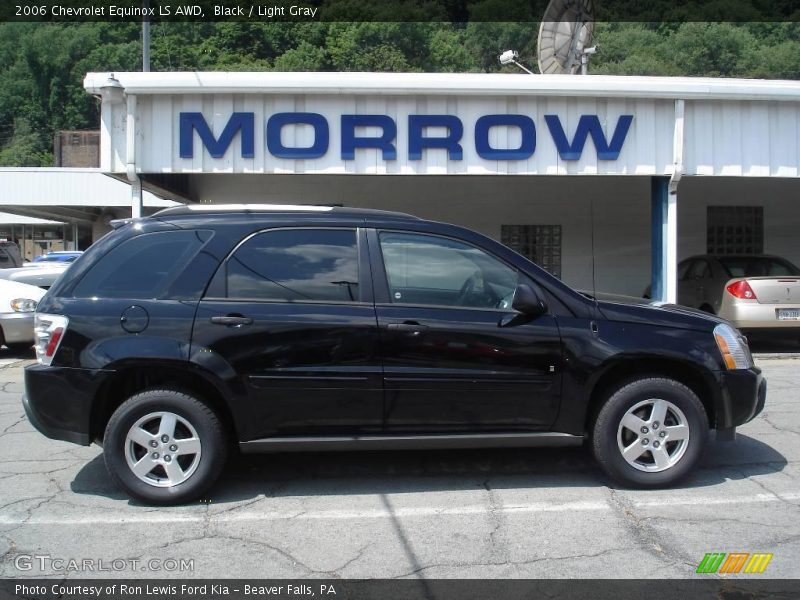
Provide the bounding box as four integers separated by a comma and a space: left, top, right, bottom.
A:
73, 230, 211, 299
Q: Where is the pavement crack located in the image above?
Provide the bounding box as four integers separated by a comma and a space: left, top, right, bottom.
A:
606, 488, 696, 571
325, 542, 372, 577
482, 480, 506, 560
1, 415, 26, 435
760, 414, 800, 436
389, 547, 631, 578
210, 534, 317, 574
733, 471, 800, 509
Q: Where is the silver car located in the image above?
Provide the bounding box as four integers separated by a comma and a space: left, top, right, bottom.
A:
662, 255, 800, 338
0, 264, 70, 290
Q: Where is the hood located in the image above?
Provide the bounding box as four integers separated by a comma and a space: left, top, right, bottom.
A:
587, 292, 728, 332
0, 278, 47, 304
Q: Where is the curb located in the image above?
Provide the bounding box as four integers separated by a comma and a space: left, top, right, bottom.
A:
753, 353, 800, 360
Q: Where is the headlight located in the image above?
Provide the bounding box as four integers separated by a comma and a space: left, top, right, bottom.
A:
10, 298, 38, 312
713, 323, 753, 370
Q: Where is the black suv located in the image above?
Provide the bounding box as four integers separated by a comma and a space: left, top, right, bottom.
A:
24, 205, 766, 504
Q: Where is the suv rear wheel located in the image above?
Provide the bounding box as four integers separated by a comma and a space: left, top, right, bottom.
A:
103, 389, 227, 505
591, 377, 709, 488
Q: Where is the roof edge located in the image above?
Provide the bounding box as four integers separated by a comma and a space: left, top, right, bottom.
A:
84, 71, 800, 102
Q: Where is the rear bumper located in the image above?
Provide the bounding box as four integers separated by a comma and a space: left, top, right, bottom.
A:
23, 364, 114, 446
717, 366, 766, 429
719, 301, 800, 330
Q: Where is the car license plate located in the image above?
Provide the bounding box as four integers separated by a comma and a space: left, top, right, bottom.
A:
777, 308, 800, 320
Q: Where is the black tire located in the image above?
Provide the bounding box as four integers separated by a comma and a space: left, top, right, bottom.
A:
104, 389, 227, 505
591, 377, 709, 488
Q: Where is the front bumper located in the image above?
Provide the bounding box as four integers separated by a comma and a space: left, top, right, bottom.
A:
717, 366, 766, 430
23, 364, 114, 446
0, 311, 35, 344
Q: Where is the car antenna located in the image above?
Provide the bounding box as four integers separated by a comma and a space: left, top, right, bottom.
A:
590, 193, 598, 304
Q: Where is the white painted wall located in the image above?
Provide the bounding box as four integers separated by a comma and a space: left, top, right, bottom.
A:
188, 174, 653, 295
185, 174, 800, 297
678, 177, 800, 262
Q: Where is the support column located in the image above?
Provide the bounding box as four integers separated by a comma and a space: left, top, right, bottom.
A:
651, 176, 677, 303
131, 178, 143, 219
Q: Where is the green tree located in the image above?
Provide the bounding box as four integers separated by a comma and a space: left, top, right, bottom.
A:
0, 119, 52, 166
666, 22, 758, 77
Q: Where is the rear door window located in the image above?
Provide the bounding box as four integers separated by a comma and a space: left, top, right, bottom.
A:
215, 228, 360, 303
73, 230, 209, 299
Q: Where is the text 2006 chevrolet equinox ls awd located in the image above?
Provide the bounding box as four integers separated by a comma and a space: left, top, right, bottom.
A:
23, 205, 766, 504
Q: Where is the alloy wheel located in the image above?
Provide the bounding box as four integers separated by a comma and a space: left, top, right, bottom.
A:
124, 411, 202, 487
616, 399, 690, 472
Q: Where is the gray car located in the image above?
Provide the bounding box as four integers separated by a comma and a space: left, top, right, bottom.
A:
647, 254, 800, 339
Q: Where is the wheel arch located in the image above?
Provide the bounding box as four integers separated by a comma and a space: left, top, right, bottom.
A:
585, 357, 719, 432
90, 362, 240, 444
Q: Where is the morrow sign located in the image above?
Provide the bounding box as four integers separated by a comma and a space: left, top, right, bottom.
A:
179, 112, 634, 162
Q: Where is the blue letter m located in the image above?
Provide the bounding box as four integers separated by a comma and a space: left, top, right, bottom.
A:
545, 114, 633, 161
179, 112, 255, 159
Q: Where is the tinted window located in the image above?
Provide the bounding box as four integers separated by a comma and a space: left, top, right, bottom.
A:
74, 230, 209, 299
688, 260, 711, 279
223, 229, 359, 302
677, 260, 692, 280
719, 256, 800, 277
379, 232, 517, 309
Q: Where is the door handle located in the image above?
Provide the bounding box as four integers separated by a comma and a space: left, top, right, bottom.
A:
387, 321, 428, 334
210, 315, 253, 326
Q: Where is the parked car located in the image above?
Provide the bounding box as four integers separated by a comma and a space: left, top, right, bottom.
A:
0, 264, 70, 289
0, 279, 45, 352
0, 241, 23, 269
24, 205, 766, 504
645, 254, 800, 339
30, 251, 83, 265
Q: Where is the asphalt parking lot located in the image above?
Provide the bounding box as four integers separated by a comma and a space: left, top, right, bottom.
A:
0, 349, 798, 580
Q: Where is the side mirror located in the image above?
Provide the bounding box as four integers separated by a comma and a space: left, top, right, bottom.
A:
512, 283, 547, 316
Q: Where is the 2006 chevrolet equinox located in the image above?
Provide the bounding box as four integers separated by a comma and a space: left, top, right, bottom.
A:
23, 205, 767, 504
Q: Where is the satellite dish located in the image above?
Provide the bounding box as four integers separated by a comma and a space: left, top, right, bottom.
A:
537, 0, 595, 75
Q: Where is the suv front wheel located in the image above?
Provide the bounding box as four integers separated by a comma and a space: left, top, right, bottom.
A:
104, 389, 227, 505
592, 377, 709, 488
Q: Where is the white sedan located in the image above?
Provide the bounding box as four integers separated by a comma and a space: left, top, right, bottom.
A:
0, 279, 46, 352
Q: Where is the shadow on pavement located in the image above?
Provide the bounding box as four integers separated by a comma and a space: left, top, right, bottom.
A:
70, 432, 787, 506
749, 338, 799, 353
0, 345, 35, 359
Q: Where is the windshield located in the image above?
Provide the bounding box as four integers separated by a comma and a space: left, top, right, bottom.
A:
718, 256, 800, 277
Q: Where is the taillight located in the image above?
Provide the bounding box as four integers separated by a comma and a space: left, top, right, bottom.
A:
726, 280, 757, 300
34, 314, 69, 366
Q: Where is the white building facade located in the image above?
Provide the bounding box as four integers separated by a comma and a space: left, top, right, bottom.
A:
84, 72, 800, 299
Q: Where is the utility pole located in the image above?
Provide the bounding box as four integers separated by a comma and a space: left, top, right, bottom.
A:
142, 0, 150, 72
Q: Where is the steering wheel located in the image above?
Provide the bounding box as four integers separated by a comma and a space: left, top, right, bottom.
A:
455, 274, 480, 306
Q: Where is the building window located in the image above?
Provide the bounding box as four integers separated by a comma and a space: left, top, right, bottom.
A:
706, 206, 763, 255
501, 224, 562, 278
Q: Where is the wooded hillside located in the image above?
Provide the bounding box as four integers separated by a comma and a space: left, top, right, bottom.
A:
1, 21, 798, 166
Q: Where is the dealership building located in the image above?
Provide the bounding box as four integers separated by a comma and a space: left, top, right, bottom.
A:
82, 71, 800, 301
